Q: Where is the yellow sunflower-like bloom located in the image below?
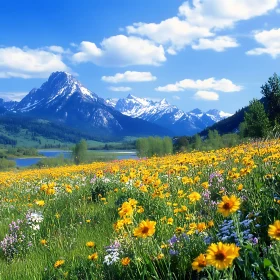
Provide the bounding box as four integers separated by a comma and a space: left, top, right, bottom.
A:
86, 241, 95, 248
206, 242, 240, 270
268, 220, 280, 240
217, 195, 240, 217
40, 239, 47, 246
192, 254, 207, 272
118, 202, 133, 218
35, 200, 45, 207
88, 252, 98, 260
188, 192, 201, 203
54, 259, 65, 268
121, 257, 131, 266
133, 220, 156, 238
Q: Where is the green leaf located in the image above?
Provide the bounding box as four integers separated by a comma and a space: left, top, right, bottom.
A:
264, 258, 272, 268
268, 272, 274, 280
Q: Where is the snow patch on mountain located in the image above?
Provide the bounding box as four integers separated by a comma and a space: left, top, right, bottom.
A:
107, 94, 232, 135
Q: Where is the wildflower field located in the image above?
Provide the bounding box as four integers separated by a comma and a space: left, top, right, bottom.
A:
0, 140, 280, 280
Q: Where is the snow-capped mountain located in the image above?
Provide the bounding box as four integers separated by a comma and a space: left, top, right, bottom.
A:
16, 72, 98, 113
14, 72, 171, 137
205, 109, 232, 122
107, 94, 184, 124
106, 95, 232, 135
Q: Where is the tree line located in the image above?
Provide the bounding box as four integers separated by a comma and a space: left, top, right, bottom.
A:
240, 73, 280, 139
136, 137, 173, 157
174, 73, 280, 152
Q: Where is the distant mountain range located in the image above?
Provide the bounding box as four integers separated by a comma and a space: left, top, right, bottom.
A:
11, 72, 172, 138
106, 94, 232, 135
0, 72, 234, 141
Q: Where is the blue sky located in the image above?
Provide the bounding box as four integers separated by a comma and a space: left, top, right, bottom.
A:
1, 0, 280, 113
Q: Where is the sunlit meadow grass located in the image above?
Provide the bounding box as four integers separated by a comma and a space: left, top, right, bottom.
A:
0, 140, 280, 279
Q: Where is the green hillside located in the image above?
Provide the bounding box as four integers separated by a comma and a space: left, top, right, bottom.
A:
200, 98, 267, 136
0, 114, 110, 148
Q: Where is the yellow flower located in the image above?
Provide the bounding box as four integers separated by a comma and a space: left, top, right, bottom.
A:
123, 217, 133, 225
175, 227, 185, 234
137, 206, 144, 213
217, 195, 240, 217
197, 222, 207, 232
46, 188, 55, 195
167, 218, 173, 225
206, 242, 240, 270
86, 241, 95, 248
120, 175, 129, 183
182, 176, 193, 185
192, 254, 207, 272
114, 220, 124, 231
86, 219, 91, 223
54, 259, 65, 268
208, 220, 214, 227
237, 184, 243, 191
55, 213, 60, 219
181, 205, 188, 212
40, 184, 48, 191
161, 216, 167, 222
133, 220, 156, 238
157, 253, 164, 260
189, 223, 197, 230
35, 200, 45, 207
201, 182, 209, 189
121, 257, 131, 266
268, 220, 280, 240
128, 198, 138, 207
40, 239, 47, 246
65, 186, 72, 193
188, 192, 201, 203
118, 202, 133, 218
88, 252, 98, 260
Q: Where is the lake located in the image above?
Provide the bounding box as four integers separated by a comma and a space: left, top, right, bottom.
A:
11, 150, 137, 167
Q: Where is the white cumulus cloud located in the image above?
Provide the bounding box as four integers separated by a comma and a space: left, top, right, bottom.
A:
194, 90, 219, 101
126, 17, 213, 54
192, 36, 239, 52
0, 46, 69, 79
0, 92, 28, 101
124, 0, 277, 56
72, 35, 166, 67
179, 0, 278, 29
108, 86, 132, 92
155, 78, 243, 92
102, 71, 156, 83
46, 45, 65, 53
246, 28, 280, 58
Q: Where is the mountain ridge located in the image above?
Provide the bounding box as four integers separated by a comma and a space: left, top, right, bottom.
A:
13, 72, 172, 138
106, 94, 232, 136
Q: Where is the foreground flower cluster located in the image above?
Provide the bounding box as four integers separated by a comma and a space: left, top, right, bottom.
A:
0, 139, 280, 279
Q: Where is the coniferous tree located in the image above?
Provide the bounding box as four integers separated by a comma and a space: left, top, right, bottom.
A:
261, 73, 280, 123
